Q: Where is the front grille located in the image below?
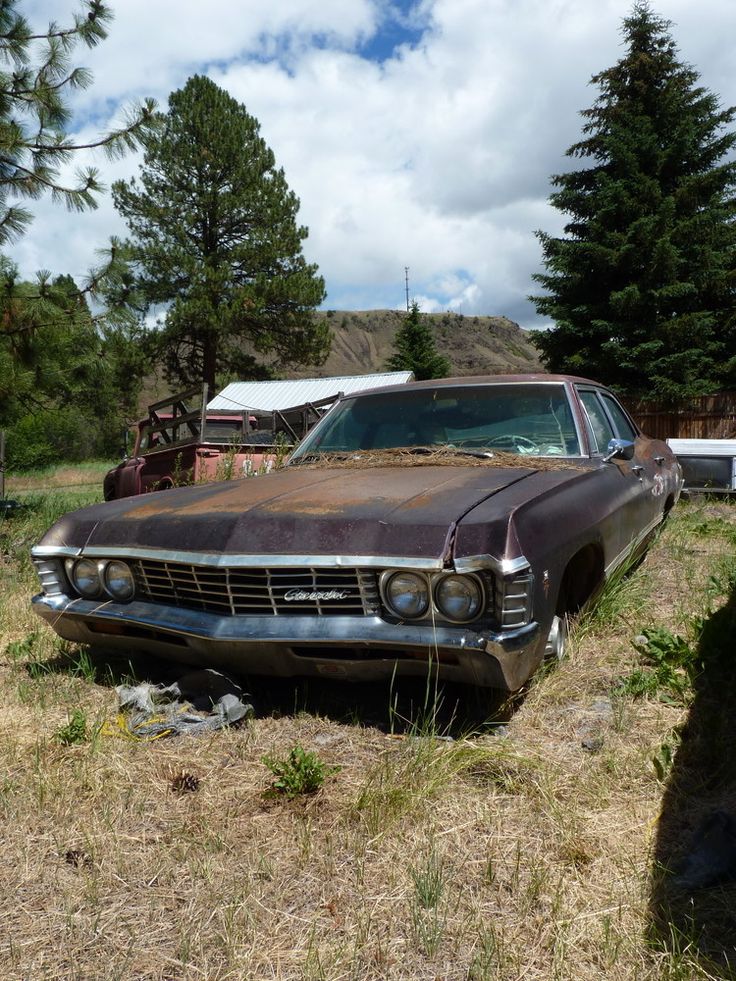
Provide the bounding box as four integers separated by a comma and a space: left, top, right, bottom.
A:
132, 560, 379, 617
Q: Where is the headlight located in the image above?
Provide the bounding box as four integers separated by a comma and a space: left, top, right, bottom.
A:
103, 560, 135, 601
67, 558, 102, 598
384, 571, 430, 619
434, 574, 483, 622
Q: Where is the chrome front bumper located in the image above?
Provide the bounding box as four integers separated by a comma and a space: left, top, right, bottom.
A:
32, 592, 542, 690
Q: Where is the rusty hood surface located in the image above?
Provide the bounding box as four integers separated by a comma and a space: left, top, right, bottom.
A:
38, 464, 572, 563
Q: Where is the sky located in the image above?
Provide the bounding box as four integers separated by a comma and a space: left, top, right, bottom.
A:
13, 0, 736, 329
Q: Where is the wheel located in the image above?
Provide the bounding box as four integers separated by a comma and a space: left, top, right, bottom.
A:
544, 614, 567, 661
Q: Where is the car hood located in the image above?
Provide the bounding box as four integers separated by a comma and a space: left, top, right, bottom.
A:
40, 464, 552, 564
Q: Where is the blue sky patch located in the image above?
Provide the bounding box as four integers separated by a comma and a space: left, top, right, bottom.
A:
359, 1, 428, 62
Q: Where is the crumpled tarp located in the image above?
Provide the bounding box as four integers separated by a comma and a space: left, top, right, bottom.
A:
112, 668, 253, 740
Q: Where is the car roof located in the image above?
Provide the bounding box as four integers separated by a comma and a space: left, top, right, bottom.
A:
340, 373, 604, 400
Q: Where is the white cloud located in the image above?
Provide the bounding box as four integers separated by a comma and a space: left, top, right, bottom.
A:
12, 0, 736, 330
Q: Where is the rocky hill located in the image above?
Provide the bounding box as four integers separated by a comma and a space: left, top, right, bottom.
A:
140, 310, 542, 412
289, 309, 541, 378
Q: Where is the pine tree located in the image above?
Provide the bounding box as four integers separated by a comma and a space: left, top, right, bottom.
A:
531, 2, 736, 401
387, 301, 450, 380
0, 264, 146, 467
0, 1, 155, 244
0, 1, 155, 439
112, 75, 330, 392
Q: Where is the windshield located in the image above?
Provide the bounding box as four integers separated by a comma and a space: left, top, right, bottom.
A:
290, 384, 581, 460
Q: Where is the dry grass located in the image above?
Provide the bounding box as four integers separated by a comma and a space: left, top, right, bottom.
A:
5, 461, 114, 494
2, 476, 736, 980
295, 446, 584, 472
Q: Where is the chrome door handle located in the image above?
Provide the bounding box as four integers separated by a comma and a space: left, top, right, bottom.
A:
631, 465, 644, 476
654, 456, 665, 465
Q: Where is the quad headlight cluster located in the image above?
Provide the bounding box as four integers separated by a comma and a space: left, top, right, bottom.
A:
381, 570, 485, 624
64, 558, 136, 602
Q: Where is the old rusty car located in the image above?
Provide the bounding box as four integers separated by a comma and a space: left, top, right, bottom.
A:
31, 375, 682, 691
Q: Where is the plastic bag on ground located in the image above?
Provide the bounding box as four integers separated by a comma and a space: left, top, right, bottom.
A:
113, 668, 253, 740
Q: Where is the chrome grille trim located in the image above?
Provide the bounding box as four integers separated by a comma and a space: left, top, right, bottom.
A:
31, 545, 445, 571
33, 558, 66, 596
132, 560, 379, 617
495, 572, 534, 629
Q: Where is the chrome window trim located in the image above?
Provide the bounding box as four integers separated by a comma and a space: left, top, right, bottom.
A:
290, 380, 586, 463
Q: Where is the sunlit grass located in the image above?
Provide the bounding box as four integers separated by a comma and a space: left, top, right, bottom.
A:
1, 480, 735, 979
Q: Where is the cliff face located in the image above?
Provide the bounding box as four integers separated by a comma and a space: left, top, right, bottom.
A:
289, 309, 542, 378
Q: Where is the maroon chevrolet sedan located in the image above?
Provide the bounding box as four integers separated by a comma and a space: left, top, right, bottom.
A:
31, 375, 681, 691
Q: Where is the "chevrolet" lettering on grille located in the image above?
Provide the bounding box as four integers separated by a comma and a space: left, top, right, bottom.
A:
283, 588, 351, 602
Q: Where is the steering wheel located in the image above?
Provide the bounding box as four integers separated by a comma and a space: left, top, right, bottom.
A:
484, 434, 540, 453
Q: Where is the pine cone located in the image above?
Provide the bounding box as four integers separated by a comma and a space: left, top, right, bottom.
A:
171, 771, 200, 794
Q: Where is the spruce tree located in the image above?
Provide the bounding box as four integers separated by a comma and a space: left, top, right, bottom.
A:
113, 75, 330, 392
387, 301, 450, 380
531, 2, 736, 400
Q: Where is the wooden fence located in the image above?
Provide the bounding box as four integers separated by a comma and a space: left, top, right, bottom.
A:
626, 392, 736, 441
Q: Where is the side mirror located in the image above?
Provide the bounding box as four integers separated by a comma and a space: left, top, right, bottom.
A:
604, 438, 636, 462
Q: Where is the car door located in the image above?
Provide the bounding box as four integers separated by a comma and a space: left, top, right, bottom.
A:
598, 389, 667, 536
575, 386, 654, 571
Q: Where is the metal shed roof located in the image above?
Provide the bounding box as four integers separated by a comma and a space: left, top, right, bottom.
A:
208, 371, 414, 412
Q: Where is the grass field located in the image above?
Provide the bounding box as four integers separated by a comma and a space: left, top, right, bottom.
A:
1, 467, 736, 980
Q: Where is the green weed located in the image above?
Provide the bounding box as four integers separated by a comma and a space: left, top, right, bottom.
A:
4, 631, 40, 661
409, 847, 447, 958
468, 925, 501, 981
615, 626, 701, 703
652, 727, 683, 783
54, 709, 88, 746
261, 745, 340, 799
409, 844, 444, 909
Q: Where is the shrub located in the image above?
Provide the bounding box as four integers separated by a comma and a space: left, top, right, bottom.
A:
262, 745, 340, 798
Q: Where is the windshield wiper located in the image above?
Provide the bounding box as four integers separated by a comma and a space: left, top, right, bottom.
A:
445, 447, 495, 459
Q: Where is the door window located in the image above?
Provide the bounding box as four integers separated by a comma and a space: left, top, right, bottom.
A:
579, 391, 615, 454
601, 394, 637, 441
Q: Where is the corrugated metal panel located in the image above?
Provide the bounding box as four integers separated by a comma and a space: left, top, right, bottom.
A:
208, 372, 414, 412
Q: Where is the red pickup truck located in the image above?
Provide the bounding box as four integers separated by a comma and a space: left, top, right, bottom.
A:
103, 388, 289, 501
